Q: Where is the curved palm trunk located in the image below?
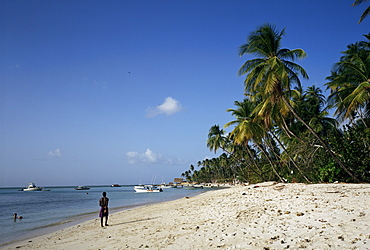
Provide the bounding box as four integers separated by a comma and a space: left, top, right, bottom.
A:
219, 148, 249, 183
282, 96, 361, 182
358, 110, 369, 128
221, 146, 265, 182
270, 131, 311, 183
256, 143, 284, 182
280, 115, 306, 143
243, 145, 267, 181
264, 136, 289, 180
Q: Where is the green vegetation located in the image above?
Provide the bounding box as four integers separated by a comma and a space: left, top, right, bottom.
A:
182, 24, 370, 184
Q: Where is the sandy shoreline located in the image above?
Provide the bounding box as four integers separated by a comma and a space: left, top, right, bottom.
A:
2, 182, 370, 249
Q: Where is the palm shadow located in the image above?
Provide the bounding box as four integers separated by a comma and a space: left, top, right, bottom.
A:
109, 216, 162, 226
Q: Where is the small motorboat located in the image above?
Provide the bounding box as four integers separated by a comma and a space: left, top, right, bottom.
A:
111, 184, 121, 187
160, 183, 176, 189
184, 184, 204, 190
22, 183, 43, 191
74, 186, 90, 190
134, 185, 163, 193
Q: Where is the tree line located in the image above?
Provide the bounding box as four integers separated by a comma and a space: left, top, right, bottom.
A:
182, 23, 370, 184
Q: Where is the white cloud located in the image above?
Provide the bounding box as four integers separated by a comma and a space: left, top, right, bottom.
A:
146, 97, 183, 117
164, 157, 187, 165
126, 151, 139, 163
126, 148, 161, 164
126, 149, 188, 166
144, 148, 158, 163
48, 149, 61, 157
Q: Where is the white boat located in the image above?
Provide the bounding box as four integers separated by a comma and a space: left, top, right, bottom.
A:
22, 183, 43, 191
134, 185, 163, 193
184, 184, 204, 190
160, 183, 176, 188
193, 184, 204, 189
74, 186, 90, 190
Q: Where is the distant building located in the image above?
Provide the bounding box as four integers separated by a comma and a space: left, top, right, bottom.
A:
174, 178, 183, 184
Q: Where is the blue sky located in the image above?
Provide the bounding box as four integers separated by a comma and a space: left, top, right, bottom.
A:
1, 0, 368, 187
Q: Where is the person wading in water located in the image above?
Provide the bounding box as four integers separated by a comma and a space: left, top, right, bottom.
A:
99, 192, 109, 227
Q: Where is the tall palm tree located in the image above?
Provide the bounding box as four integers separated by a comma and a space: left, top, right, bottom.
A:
239, 24, 360, 182
251, 89, 312, 182
225, 99, 283, 182
238, 24, 308, 103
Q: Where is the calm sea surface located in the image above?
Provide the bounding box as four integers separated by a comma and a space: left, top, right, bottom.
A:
0, 185, 209, 247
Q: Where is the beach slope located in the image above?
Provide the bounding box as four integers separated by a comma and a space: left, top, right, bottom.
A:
3, 182, 370, 249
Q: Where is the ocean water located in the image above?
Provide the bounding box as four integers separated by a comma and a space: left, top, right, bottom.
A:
0, 185, 208, 246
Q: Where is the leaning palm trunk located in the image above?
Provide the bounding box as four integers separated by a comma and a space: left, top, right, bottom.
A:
243, 144, 266, 181
358, 110, 369, 129
270, 131, 311, 183
256, 143, 284, 182
280, 115, 306, 143
263, 136, 290, 180
222, 145, 266, 182
282, 96, 361, 182
219, 147, 249, 183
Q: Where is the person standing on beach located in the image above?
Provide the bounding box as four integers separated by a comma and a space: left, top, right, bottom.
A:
99, 192, 109, 227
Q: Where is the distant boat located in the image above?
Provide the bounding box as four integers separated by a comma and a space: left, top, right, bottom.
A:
21, 183, 43, 191
184, 184, 204, 190
111, 184, 121, 187
134, 185, 163, 193
74, 186, 90, 190
160, 183, 176, 189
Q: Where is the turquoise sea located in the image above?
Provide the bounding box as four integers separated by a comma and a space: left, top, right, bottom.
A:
0, 185, 208, 247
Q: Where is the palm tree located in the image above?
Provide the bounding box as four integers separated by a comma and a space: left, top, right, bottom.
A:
239, 24, 360, 182
225, 99, 284, 182
326, 35, 370, 126
238, 24, 308, 103
304, 86, 326, 116
206, 125, 227, 153
207, 124, 258, 182
225, 100, 267, 144
302, 86, 339, 136
352, 0, 370, 23
190, 164, 195, 172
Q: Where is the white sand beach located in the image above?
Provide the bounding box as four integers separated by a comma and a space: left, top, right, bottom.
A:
3, 182, 370, 249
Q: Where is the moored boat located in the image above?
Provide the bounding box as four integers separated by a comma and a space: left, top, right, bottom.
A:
184, 184, 204, 190
22, 183, 43, 191
111, 184, 121, 187
74, 186, 90, 190
134, 185, 163, 193
160, 183, 176, 189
